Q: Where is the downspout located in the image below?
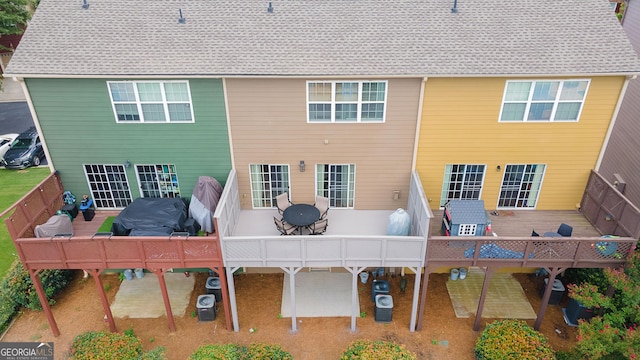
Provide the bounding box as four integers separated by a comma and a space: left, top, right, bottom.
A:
222, 78, 236, 169
18, 78, 55, 173
411, 77, 428, 170
595, 75, 634, 170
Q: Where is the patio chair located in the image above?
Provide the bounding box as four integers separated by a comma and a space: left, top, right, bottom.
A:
557, 223, 573, 237
314, 195, 329, 219
274, 216, 297, 235
307, 218, 328, 235
276, 192, 292, 215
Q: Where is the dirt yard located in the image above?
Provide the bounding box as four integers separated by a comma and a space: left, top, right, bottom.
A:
1, 270, 578, 359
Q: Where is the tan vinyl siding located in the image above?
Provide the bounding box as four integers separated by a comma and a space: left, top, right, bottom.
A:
598, 0, 640, 207
417, 76, 625, 210
226, 78, 421, 210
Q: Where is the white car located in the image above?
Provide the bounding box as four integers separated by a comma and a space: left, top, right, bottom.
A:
0, 133, 19, 162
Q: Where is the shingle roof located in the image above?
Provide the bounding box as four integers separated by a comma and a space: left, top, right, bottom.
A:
6, 0, 640, 77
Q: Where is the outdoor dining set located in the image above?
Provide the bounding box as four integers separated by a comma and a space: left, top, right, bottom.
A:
273, 193, 329, 235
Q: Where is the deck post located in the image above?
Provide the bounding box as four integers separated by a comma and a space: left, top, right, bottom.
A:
90, 269, 116, 332
408, 266, 422, 332
214, 266, 233, 331
29, 269, 60, 337
226, 266, 241, 331
416, 266, 433, 331
348, 266, 367, 332
153, 269, 176, 332
282, 266, 303, 333
473, 267, 495, 331
534, 267, 564, 330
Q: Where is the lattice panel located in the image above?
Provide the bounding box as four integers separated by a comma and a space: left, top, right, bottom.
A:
183, 241, 219, 259
143, 242, 179, 259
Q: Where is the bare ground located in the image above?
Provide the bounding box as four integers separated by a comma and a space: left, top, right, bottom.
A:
1, 270, 577, 359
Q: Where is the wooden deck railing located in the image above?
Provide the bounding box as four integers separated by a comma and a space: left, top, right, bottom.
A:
426, 236, 636, 269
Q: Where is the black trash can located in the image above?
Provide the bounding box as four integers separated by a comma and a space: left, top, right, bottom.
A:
196, 295, 216, 322
61, 204, 78, 219
82, 209, 95, 221
375, 294, 393, 322
371, 279, 390, 302
540, 278, 565, 305
206, 276, 222, 303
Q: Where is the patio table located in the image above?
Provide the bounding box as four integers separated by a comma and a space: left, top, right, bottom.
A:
283, 204, 320, 233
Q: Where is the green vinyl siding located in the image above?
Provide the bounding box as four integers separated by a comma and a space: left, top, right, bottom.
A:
25, 78, 231, 202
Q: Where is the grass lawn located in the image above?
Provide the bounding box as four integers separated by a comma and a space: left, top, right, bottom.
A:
0, 168, 51, 278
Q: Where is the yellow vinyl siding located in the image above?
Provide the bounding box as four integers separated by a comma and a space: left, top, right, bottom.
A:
226, 78, 421, 210
416, 76, 625, 210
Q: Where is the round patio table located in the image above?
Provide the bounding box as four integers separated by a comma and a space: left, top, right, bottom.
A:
283, 204, 320, 227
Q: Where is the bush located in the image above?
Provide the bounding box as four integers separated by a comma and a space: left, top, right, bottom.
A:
190, 344, 242, 360
475, 319, 555, 360
69, 331, 144, 360
242, 343, 293, 360
340, 339, 416, 360
0, 262, 73, 333
1, 261, 72, 311
190, 343, 293, 360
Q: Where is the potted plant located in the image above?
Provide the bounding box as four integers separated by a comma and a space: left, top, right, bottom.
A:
565, 283, 611, 325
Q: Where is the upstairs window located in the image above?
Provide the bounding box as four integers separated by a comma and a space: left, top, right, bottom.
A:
108, 81, 194, 123
499, 80, 589, 122
307, 81, 387, 123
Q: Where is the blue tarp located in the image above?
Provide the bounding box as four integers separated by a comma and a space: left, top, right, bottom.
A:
464, 243, 534, 259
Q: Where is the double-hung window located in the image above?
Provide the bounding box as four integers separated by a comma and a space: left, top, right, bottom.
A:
499, 80, 589, 122
108, 81, 194, 123
316, 164, 356, 208
249, 164, 290, 208
307, 81, 387, 123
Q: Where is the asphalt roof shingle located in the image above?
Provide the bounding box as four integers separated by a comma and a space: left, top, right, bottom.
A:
6, 0, 640, 77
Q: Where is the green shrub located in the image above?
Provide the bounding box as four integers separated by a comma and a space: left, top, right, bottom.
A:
0, 262, 73, 333
340, 339, 416, 360
141, 346, 167, 360
189, 344, 242, 360
475, 319, 555, 360
69, 331, 144, 360
1, 261, 72, 311
563, 268, 609, 294
242, 343, 293, 360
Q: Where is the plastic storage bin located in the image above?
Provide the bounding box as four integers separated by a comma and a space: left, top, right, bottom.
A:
196, 295, 216, 321
540, 278, 565, 305
375, 294, 393, 322
206, 277, 222, 303
371, 280, 390, 302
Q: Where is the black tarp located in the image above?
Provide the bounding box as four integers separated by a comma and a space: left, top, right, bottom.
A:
111, 198, 188, 236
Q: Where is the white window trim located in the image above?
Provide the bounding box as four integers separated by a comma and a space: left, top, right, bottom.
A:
496, 163, 546, 210
83, 163, 133, 210
134, 164, 181, 198
439, 164, 487, 208
306, 80, 387, 123
498, 79, 590, 122
315, 163, 356, 209
107, 80, 195, 123
249, 163, 291, 209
